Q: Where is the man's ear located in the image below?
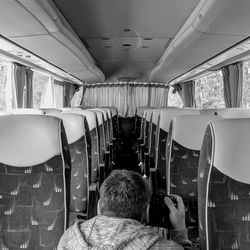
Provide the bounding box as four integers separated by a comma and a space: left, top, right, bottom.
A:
141, 203, 150, 224
97, 199, 101, 215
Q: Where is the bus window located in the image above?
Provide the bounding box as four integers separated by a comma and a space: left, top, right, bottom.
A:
168, 87, 183, 107
195, 71, 225, 109
33, 71, 50, 108
71, 86, 83, 107
242, 59, 250, 107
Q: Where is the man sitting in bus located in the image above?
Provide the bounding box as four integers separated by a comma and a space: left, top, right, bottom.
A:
58, 170, 192, 249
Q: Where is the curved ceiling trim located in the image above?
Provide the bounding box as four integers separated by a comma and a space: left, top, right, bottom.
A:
149, 0, 233, 82
16, 0, 105, 83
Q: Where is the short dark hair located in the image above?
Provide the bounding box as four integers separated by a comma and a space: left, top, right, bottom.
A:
99, 170, 152, 221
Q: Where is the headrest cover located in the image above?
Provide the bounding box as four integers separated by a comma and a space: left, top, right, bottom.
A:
216, 108, 250, 118
11, 108, 45, 114
152, 107, 178, 125
101, 108, 112, 119
49, 113, 85, 144
63, 109, 97, 131
101, 106, 118, 117
92, 109, 108, 121
211, 118, 250, 184
171, 115, 223, 150
41, 108, 62, 114
136, 106, 153, 117
199, 109, 217, 115
0, 115, 62, 166
160, 108, 200, 132
91, 110, 104, 125
145, 109, 154, 122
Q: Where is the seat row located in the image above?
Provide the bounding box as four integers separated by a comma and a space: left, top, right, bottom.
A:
0, 106, 119, 249
135, 106, 250, 249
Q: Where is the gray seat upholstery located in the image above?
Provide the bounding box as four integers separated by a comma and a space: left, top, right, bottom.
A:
0, 115, 71, 249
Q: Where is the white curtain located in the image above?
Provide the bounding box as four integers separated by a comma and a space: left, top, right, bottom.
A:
40, 77, 54, 108
54, 79, 64, 108
149, 85, 169, 107
83, 82, 169, 117
222, 62, 243, 107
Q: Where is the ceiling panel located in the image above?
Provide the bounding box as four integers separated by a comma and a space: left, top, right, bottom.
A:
53, 0, 200, 81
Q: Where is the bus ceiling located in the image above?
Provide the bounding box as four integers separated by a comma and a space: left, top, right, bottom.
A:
0, 0, 250, 84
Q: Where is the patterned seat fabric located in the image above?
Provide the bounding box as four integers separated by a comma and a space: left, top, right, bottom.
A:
155, 108, 199, 190
198, 118, 250, 250
49, 113, 90, 214
63, 109, 99, 184
166, 115, 221, 244
0, 115, 71, 249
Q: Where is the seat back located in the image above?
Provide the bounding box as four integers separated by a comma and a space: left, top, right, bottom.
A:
63, 109, 99, 184
49, 113, 89, 214
0, 115, 71, 249
11, 108, 45, 114
155, 108, 199, 189
166, 114, 222, 243
216, 107, 250, 118
0, 111, 11, 116
198, 118, 250, 250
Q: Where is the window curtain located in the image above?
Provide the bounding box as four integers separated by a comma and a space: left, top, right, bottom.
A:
54, 79, 64, 108
12, 64, 26, 108
174, 80, 195, 107
25, 68, 33, 108
149, 85, 169, 107
40, 77, 54, 108
83, 82, 169, 117
64, 82, 78, 107
221, 62, 243, 107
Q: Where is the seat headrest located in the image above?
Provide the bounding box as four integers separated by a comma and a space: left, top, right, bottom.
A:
208, 118, 250, 184
48, 113, 86, 144
11, 108, 45, 114
92, 109, 108, 121
0, 115, 63, 166
41, 108, 62, 114
101, 108, 112, 119
170, 115, 223, 150
199, 109, 217, 115
101, 106, 118, 117
152, 107, 178, 125
160, 108, 200, 132
145, 109, 154, 122
136, 106, 153, 117
91, 110, 104, 125
216, 108, 250, 118
63, 109, 97, 131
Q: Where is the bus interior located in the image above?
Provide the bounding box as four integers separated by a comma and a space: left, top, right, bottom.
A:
0, 0, 250, 249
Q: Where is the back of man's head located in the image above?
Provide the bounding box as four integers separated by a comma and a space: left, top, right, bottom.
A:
98, 170, 152, 221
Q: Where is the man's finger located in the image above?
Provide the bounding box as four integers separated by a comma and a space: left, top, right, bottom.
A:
171, 195, 185, 211
164, 197, 177, 212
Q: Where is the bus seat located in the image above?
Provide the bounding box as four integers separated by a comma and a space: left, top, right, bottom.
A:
155, 108, 200, 190
166, 114, 222, 244
11, 108, 45, 114
40, 108, 62, 114
216, 107, 250, 118
134, 106, 152, 140
49, 113, 98, 222
198, 118, 250, 250
0, 115, 71, 249
63, 109, 99, 184
199, 108, 218, 115
75, 105, 93, 109
137, 108, 154, 173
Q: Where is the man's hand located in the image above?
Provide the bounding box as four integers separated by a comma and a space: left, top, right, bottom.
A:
164, 195, 186, 230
